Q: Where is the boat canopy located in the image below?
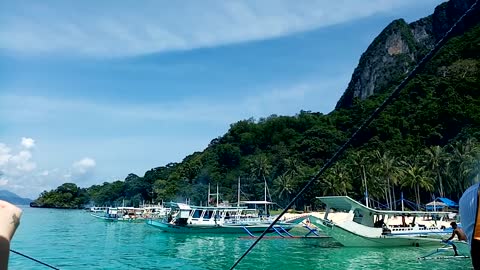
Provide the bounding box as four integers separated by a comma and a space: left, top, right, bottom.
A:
241, 201, 275, 205
317, 196, 451, 216
165, 202, 192, 210
166, 202, 247, 210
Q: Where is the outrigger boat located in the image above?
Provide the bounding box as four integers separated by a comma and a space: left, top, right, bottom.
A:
91, 205, 169, 222
146, 202, 301, 233
418, 240, 470, 260
310, 196, 454, 247
91, 207, 144, 222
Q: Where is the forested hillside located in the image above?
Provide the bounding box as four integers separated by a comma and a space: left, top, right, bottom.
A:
34, 1, 480, 210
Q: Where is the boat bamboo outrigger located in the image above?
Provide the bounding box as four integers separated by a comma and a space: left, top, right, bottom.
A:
309, 196, 458, 247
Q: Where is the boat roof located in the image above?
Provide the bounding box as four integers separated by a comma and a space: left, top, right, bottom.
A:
166, 202, 247, 210
317, 196, 451, 216
241, 200, 275, 205
117, 207, 143, 210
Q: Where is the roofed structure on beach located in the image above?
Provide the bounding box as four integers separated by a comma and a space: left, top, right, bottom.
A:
425, 197, 458, 211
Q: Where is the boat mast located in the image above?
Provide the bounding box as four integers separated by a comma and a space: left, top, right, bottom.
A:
237, 177, 241, 207
216, 184, 219, 207
208, 183, 211, 206
401, 192, 405, 211
264, 179, 267, 214
363, 166, 369, 208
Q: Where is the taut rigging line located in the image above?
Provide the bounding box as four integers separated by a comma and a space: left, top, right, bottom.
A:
229, 0, 479, 269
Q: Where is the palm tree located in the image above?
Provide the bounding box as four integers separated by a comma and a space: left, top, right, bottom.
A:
321, 163, 352, 196
273, 174, 294, 205
423, 145, 447, 197
250, 155, 273, 200
374, 150, 399, 210
400, 162, 434, 209
350, 151, 374, 206
447, 139, 479, 195
250, 155, 272, 182
283, 158, 303, 179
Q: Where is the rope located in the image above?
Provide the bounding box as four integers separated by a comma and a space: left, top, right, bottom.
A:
229, 1, 479, 269
10, 249, 60, 270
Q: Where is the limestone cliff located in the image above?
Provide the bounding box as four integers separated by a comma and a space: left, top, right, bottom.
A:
335, 0, 477, 108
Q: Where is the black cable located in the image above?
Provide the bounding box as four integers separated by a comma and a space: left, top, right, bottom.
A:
229, 1, 479, 269
10, 249, 60, 270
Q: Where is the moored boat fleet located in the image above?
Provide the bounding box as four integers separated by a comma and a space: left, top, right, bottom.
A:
87, 191, 469, 259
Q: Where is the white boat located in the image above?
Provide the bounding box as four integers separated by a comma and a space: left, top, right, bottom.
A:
146, 202, 300, 234
87, 206, 109, 213
91, 206, 170, 222
309, 196, 454, 247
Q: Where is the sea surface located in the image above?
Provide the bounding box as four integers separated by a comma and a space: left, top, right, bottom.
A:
8, 207, 472, 270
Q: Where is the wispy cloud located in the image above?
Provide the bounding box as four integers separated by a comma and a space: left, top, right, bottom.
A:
0, 0, 429, 57
72, 157, 96, 175
1, 75, 347, 126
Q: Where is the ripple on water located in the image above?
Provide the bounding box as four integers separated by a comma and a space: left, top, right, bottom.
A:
9, 208, 473, 270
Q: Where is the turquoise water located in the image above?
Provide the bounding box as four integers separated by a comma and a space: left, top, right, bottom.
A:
9, 207, 472, 269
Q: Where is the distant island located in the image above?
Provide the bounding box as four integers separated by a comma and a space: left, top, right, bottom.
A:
0, 190, 32, 205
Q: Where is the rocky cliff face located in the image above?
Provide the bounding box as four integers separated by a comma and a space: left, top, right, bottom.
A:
335, 0, 477, 108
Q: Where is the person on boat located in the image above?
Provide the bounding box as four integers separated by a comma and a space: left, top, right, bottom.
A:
444, 222, 467, 256
0, 200, 22, 270
459, 183, 480, 269
373, 218, 385, 228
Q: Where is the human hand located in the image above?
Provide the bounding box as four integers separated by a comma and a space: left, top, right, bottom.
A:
0, 200, 22, 242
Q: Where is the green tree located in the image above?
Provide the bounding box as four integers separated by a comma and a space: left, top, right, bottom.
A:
423, 145, 447, 197
400, 162, 434, 209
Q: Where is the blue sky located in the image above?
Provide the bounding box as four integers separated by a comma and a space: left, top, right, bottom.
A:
0, 0, 444, 198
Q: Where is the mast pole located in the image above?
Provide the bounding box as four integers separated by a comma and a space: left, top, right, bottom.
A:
238, 177, 241, 207
362, 165, 369, 208
401, 192, 405, 211
216, 184, 219, 207
208, 183, 211, 206
264, 179, 267, 214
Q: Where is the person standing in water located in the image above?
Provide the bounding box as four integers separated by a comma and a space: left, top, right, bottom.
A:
0, 200, 22, 270
444, 221, 467, 256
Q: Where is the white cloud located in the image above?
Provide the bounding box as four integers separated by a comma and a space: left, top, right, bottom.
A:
10, 150, 36, 172
0, 143, 12, 166
0, 139, 42, 197
0, 178, 8, 186
0, 0, 435, 57
0, 138, 100, 198
0, 139, 37, 174
21, 137, 35, 149
72, 157, 96, 174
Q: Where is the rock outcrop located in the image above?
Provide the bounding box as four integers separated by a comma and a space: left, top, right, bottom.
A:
335, 0, 478, 108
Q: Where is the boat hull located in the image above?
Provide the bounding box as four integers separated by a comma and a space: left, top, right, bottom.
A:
91, 213, 144, 222
90, 213, 117, 221
310, 216, 445, 247
146, 219, 295, 234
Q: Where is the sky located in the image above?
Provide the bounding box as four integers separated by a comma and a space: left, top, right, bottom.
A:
0, 0, 445, 198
